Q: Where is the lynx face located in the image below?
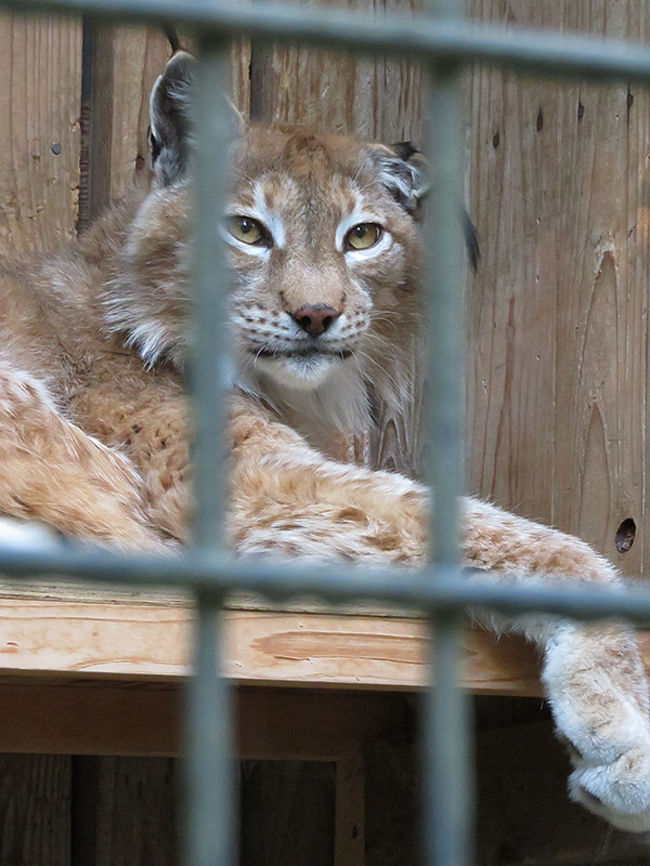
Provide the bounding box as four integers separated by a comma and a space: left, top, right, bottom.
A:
222, 127, 423, 393
105, 53, 427, 433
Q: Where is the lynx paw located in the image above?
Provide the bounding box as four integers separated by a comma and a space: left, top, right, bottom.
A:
543, 624, 650, 832
568, 744, 650, 832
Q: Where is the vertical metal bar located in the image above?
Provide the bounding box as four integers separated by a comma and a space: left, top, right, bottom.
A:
422, 0, 474, 864
186, 602, 235, 866
185, 38, 236, 866
191, 41, 232, 553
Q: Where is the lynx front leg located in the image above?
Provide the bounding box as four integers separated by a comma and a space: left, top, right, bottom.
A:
228, 400, 427, 563
0, 364, 163, 550
463, 497, 650, 832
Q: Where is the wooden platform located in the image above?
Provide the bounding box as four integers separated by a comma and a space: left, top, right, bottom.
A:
0, 583, 549, 756
3, 585, 650, 755
3, 586, 650, 865
0, 589, 544, 691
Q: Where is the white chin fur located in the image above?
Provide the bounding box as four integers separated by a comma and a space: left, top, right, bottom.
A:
254, 354, 340, 391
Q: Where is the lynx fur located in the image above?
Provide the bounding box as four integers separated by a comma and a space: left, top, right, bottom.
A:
1, 51, 650, 832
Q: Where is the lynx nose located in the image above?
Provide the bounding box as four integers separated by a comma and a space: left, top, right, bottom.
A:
291, 304, 340, 338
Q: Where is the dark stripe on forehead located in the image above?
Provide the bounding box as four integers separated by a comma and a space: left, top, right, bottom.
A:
282, 133, 332, 177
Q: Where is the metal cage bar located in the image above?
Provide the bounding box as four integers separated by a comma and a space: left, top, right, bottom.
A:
422, 0, 471, 862
1, 0, 650, 865
186, 41, 236, 866
5, 0, 650, 84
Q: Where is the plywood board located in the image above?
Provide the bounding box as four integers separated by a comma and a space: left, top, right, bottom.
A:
0, 681, 410, 758
74, 756, 178, 866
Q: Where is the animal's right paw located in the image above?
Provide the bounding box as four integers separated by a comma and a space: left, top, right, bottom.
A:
543, 623, 650, 832
568, 740, 650, 833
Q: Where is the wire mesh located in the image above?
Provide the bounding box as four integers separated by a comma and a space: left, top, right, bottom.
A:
1, 0, 649, 865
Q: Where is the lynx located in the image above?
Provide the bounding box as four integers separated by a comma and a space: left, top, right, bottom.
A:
1, 51, 649, 831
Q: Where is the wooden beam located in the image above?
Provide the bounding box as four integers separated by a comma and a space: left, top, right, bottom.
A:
0, 594, 544, 693
0, 681, 410, 758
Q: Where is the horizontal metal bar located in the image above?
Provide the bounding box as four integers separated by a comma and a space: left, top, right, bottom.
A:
3, 0, 650, 84
3, 543, 650, 623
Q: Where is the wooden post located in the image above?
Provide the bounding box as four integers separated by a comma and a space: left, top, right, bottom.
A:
334, 757, 366, 866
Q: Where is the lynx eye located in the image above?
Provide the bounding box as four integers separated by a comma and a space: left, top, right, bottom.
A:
344, 223, 382, 251
227, 216, 267, 246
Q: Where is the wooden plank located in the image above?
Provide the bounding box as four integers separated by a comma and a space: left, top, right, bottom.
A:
0, 596, 543, 693
0, 12, 82, 256
0, 681, 410, 758
465, 1, 650, 579
240, 761, 336, 866
108, 27, 176, 202
0, 754, 70, 865
250, 0, 422, 142
0, 681, 181, 756
77, 23, 171, 228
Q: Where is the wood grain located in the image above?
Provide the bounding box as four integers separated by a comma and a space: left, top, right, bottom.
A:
0, 13, 82, 256
465, 1, 650, 580
240, 761, 336, 866
78, 25, 250, 226
0, 754, 70, 865
78, 757, 178, 866
107, 31, 251, 200
78, 23, 172, 228
0, 595, 541, 693
249, 0, 422, 143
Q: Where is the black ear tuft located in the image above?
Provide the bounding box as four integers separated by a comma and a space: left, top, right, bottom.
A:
390, 141, 420, 162
376, 142, 480, 268
149, 51, 196, 186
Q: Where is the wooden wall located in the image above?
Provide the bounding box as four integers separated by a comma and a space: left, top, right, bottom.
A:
465, 0, 650, 581
1, 2, 650, 864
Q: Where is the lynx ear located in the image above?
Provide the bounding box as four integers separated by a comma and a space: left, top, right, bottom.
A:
149, 51, 196, 186
375, 141, 480, 270
149, 51, 247, 186
371, 141, 429, 214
